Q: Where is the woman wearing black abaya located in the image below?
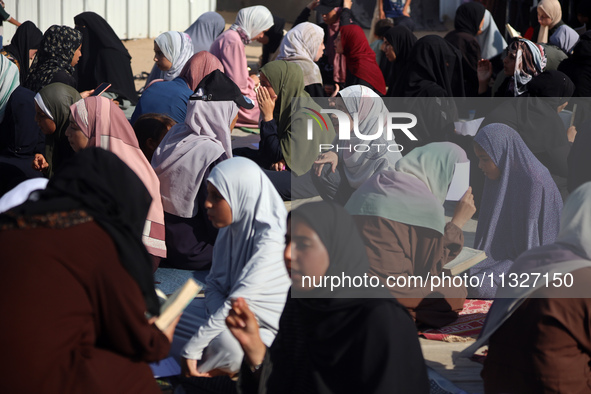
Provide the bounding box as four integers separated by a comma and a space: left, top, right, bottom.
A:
0, 21, 43, 84
226, 201, 429, 394
381, 26, 417, 97
74, 12, 138, 104
481, 70, 574, 200
559, 31, 591, 98
444, 2, 486, 97
397, 35, 464, 153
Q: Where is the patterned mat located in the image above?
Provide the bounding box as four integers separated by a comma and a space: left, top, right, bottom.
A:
420, 299, 493, 342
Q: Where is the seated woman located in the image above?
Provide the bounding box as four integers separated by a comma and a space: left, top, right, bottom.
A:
337, 23, 386, 96
131, 51, 224, 124
464, 182, 591, 393
144, 31, 194, 87
133, 113, 176, 162
0, 21, 43, 83
152, 70, 248, 271
313, 85, 402, 205
67, 96, 167, 267
481, 70, 575, 200
184, 11, 225, 53
226, 201, 430, 393
32, 83, 81, 178
172, 157, 291, 376
535, 0, 568, 44
23, 25, 82, 93
381, 26, 417, 97
276, 22, 325, 97
234, 60, 335, 201
549, 24, 580, 54
477, 9, 507, 61
479, 38, 547, 97
0, 147, 176, 393
210, 5, 274, 127
74, 12, 139, 105
0, 56, 43, 194
345, 142, 475, 328
444, 2, 486, 97
468, 123, 563, 298
558, 31, 591, 97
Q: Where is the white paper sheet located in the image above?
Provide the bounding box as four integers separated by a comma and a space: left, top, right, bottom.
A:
454, 118, 484, 137
446, 161, 470, 201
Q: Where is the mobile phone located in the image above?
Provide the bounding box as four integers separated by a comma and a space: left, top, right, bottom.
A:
91, 82, 112, 96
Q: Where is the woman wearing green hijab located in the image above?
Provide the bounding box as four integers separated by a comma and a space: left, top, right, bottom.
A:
345, 142, 476, 328
234, 60, 335, 200
32, 83, 82, 178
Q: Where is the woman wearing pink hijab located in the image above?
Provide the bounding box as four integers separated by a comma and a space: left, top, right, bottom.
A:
66, 96, 167, 268
210, 6, 274, 127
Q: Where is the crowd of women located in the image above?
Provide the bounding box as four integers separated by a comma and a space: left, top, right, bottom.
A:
0, 0, 590, 392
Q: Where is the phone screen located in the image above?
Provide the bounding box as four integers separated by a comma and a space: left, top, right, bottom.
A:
91, 83, 112, 96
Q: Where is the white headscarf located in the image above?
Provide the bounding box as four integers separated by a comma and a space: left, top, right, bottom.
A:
277, 22, 324, 86
0, 55, 20, 123
337, 85, 403, 188
182, 157, 290, 360
154, 31, 194, 81
477, 10, 507, 60
152, 99, 238, 218
230, 5, 274, 44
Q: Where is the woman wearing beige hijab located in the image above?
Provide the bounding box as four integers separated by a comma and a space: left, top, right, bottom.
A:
536, 0, 564, 43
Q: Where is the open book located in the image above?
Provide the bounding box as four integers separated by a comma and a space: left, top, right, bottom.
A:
155, 278, 202, 331
505, 23, 521, 38
443, 247, 486, 276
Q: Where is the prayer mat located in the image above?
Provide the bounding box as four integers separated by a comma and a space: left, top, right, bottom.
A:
420, 300, 493, 342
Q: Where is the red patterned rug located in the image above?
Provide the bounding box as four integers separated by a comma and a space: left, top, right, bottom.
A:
419, 299, 493, 342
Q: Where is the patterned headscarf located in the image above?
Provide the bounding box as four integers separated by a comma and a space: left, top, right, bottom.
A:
510, 39, 547, 96
23, 25, 82, 93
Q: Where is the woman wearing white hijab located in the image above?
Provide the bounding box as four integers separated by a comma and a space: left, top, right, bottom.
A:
210, 6, 274, 127
171, 157, 291, 376
312, 85, 403, 205
144, 31, 194, 87
276, 22, 325, 97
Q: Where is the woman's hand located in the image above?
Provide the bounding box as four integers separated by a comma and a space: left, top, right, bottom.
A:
567, 125, 577, 143
148, 314, 181, 343
451, 187, 476, 229
226, 297, 266, 369
32, 153, 49, 172
181, 357, 214, 377
313, 151, 338, 177
271, 159, 287, 172
80, 89, 95, 99
343, 0, 353, 10
256, 86, 276, 122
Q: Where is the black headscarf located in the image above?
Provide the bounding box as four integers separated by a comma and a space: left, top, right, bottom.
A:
383, 26, 417, 97
255, 201, 429, 394
261, 16, 285, 66
23, 25, 82, 93
74, 12, 139, 104
7, 147, 159, 316
400, 35, 465, 98
558, 30, 591, 97
2, 21, 43, 84
454, 2, 486, 35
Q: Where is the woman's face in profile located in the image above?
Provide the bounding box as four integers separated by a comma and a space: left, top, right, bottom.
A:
153, 42, 172, 71
34, 103, 56, 135
474, 142, 501, 180
284, 218, 330, 291
204, 182, 233, 228
65, 114, 89, 152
